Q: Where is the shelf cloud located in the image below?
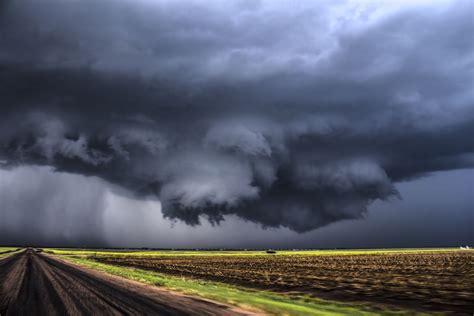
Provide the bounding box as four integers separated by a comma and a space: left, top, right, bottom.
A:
0, 0, 473, 233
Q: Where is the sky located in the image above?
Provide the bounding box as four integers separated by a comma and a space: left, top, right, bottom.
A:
0, 0, 473, 248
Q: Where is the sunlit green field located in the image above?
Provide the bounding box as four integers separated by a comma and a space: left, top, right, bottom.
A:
0, 247, 20, 253
0, 247, 16, 251
44, 247, 458, 257
0, 247, 21, 258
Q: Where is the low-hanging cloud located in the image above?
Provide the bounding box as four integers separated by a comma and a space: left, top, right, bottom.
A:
0, 0, 473, 232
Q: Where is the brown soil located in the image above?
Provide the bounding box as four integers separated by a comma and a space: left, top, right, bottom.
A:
94, 251, 474, 314
0, 250, 254, 316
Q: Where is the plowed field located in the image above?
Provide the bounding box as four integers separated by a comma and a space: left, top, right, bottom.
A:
94, 251, 474, 313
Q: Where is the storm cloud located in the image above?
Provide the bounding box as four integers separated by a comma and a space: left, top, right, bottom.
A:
0, 0, 473, 233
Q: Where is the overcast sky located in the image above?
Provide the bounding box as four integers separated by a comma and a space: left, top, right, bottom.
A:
0, 0, 472, 248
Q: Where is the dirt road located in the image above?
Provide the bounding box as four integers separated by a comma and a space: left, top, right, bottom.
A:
0, 250, 251, 316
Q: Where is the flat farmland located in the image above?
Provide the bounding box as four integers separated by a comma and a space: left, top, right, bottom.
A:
0, 247, 20, 259
92, 250, 474, 313
0, 248, 19, 253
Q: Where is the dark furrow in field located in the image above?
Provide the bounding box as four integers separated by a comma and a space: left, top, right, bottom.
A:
0, 250, 248, 316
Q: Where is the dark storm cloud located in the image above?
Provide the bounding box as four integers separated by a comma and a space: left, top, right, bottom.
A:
0, 0, 473, 232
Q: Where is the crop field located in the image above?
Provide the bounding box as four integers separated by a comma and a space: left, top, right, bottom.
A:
45, 247, 457, 257
86, 249, 474, 313
0, 247, 21, 258
0, 247, 19, 253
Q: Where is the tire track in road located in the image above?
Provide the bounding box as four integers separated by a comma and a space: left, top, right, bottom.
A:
0, 250, 251, 316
